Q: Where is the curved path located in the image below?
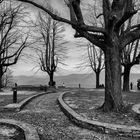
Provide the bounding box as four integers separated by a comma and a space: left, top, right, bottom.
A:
0, 91, 139, 140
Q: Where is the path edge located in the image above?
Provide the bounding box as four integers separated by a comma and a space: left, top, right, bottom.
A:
58, 92, 140, 138
3, 91, 52, 112
0, 119, 40, 140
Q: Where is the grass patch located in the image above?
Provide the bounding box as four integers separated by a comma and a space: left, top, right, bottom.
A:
64, 89, 140, 126
0, 91, 38, 106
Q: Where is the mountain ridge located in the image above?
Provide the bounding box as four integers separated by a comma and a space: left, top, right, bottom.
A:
14, 73, 140, 88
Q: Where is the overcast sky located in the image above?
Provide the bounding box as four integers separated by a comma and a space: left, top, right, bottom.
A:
10, 0, 89, 76
10, 0, 140, 76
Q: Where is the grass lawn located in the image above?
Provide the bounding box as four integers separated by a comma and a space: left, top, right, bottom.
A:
0, 91, 38, 106
64, 89, 140, 126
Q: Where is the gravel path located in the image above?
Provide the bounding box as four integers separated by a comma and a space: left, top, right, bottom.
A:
0, 91, 138, 140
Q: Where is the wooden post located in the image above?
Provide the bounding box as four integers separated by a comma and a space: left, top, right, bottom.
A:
13, 83, 17, 103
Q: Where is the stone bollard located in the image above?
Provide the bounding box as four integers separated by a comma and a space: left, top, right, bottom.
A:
13, 83, 17, 103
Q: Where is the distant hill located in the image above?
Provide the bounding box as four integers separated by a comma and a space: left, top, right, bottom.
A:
14, 72, 140, 88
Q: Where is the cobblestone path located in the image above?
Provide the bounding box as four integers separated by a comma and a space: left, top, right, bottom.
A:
0, 91, 139, 140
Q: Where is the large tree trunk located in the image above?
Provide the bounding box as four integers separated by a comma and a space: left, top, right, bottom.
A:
48, 72, 55, 87
95, 71, 100, 88
101, 45, 124, 112
123, 65, 131, 92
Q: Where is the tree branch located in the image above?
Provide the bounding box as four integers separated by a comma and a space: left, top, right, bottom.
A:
115, 10, 137, 31
78, 31, 106, 51
103, 0, 111, 28
1, 36, 28, 65
72, 0, 84, 24
16, 0, 106, 35
120, 27, 140, 49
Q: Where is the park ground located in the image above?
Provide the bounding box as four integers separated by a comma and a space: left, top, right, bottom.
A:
64, 89, 140, 126
0, 88, 140, 140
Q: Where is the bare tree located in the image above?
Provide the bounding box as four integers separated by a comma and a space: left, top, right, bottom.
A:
2, 68, 13, 87
32, 10, 67, 87
78, 43, 104, 88
16, 0, 140, 112
88, 44, 104, 88
0, 1, 29, 90
121, 39, 140, 91
77, 2, 104, 89
120, 16, 140, 91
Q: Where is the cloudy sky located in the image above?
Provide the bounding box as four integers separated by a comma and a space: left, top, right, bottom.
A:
10, 0, 140, 76
10, 0, 88, 76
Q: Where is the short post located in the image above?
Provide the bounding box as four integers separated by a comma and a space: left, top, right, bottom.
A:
13, 83, 17, 103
